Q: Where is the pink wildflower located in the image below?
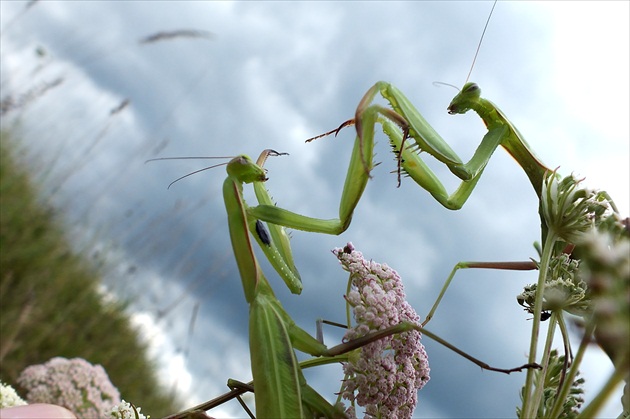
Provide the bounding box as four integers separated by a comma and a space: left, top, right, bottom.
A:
17, 357, 121, 418
333, 243, 430, 419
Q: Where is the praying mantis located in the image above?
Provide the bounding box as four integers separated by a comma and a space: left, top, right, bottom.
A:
300, 53, 625, 419
220, 150, 345, 418
302, 66, 625, 419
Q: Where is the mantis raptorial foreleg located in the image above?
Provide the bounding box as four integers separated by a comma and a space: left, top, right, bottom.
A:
147, 150, 305, 296
305, 81, 560, 256
309, 82, 549, 205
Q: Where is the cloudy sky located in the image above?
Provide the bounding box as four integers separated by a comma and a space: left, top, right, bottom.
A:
1, 1, 628, 418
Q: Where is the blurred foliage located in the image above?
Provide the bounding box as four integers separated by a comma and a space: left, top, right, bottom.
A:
0, 130, 181, 417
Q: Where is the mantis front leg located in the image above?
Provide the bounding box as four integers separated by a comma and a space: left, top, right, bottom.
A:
248, 129, 374, 236
308, 81, 550, 211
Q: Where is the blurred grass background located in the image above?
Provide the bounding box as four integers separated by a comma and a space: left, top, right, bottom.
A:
0, 130, 181, 416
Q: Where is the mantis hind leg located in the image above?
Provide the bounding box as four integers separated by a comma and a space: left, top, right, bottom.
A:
226, 380, 255, 419
422, 260, 538, 326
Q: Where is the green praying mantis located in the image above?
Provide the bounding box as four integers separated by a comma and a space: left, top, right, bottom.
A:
156, 150, 355, 418
304, 79, 624, 417
301, 63, 625, 419
220, 150, 344, 418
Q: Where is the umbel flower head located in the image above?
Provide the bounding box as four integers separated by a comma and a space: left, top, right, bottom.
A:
333, 243, 430, 419
0, 381, 27, 408
17, 357, 121, 418
110, 399, 150, 419
517, 252, 590, 318
541, 171, 612, 243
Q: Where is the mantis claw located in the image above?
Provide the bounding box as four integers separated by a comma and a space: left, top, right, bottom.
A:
256, 149, 289, 167
305, 119, 356, 143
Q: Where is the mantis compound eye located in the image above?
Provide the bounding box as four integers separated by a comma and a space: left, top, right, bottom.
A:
463, 82, 480, 94
234, 155, 249, 166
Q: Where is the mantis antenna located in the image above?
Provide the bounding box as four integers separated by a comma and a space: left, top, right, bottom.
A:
432, 81, 460, 91
465, 0, 497, 84
146, 150, 289, 189
145, 156, 234, 189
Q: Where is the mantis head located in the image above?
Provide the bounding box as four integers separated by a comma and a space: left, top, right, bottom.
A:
447, 82, 481, 115
227, 155, 268, 184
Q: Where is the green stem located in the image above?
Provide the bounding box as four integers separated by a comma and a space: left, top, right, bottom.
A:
299, 354, 350, 369
522, 231, 558, 417
529, 312, 559, 416
550, 317, 592, 418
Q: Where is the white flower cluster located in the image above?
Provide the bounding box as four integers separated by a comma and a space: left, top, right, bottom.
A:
0, 381, 27, 408
110, 399, 150, 419
517, 253, 590, 318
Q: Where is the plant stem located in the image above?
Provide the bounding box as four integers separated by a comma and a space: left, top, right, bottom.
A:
522, 231, 558, 417
551, 317, 593, 418
529, 312, 559, 414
